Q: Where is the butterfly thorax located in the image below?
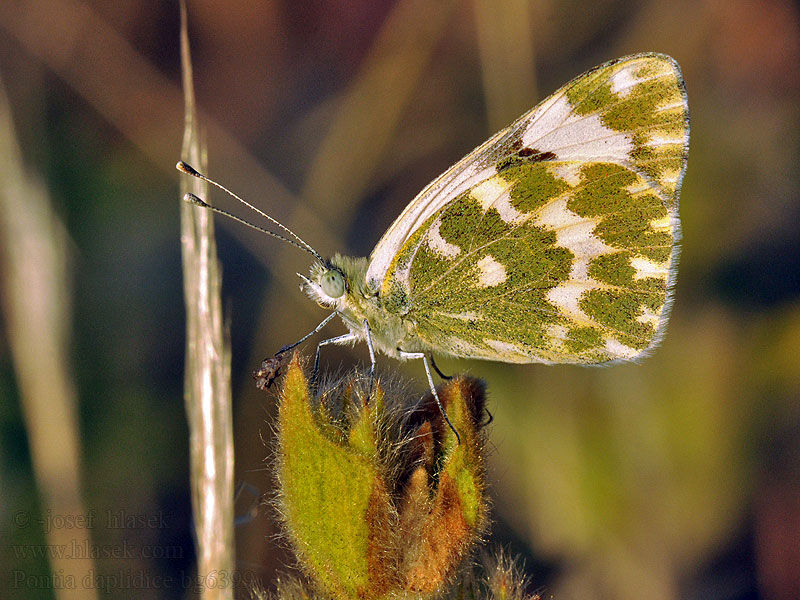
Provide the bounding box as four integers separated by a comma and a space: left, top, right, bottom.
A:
302, 254, 421, 359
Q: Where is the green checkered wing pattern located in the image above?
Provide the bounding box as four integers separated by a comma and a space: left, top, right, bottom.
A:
372, 53, 688, 363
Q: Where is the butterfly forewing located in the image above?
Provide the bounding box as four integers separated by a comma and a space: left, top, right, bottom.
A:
371, 53, 688, 364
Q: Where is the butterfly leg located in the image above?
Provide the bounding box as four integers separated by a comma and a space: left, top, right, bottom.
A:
255, 312, 340, 389
363, 320, 376, 382
427, 353, 491, 426
427, 353, 491, 425
429, 353, 452, 380
277, 311, 338, 355
399, 351, 461, 445
312, 332, 359, 387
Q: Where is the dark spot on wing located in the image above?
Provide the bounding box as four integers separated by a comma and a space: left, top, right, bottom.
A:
497, 147, 557, 171
519, 148, 557, 162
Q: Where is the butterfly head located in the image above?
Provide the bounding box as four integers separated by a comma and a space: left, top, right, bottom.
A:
300, 254, 369, 311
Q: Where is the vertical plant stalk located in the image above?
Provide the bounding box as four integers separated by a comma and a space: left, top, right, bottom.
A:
179, 2, 235, 598
0, 76, 98, 600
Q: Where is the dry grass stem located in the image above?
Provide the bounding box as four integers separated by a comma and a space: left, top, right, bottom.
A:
0, 75, 98, 600
179, 3, 235, 598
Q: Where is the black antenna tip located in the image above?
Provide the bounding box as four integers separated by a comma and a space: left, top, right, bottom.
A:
176, 161, 201, 177
183, 192, 209, 208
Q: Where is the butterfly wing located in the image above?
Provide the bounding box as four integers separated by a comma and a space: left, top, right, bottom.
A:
369, 53, 688, 363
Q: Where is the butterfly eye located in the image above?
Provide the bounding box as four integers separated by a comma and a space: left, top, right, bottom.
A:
320, 269, 345, 298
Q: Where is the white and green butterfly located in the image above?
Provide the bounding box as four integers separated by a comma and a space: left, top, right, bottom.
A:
179, 52, 689, 428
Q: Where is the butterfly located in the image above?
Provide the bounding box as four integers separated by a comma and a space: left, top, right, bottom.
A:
179, 52, 689, 432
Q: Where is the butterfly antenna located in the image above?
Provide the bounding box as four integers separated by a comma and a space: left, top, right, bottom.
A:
181, 192, 322, 259
176, 161, 324, 263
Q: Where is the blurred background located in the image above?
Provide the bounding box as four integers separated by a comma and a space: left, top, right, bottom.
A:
1, 0, 799, 598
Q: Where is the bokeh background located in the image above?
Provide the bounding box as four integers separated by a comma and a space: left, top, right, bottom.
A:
2, 0, 799, 599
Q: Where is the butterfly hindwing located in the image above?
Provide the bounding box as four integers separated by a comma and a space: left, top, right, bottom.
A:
371, 53, 687, 364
